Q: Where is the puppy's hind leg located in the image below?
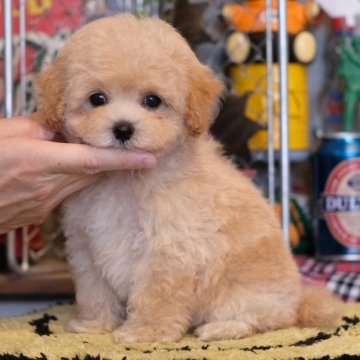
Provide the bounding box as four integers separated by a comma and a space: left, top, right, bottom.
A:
194, 281, 299, 341
195, 320, 255, 341
194, 300, 296, 341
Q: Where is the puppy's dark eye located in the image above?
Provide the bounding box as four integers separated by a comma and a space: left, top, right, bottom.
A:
89, 93, 108, 107
143, 94, 162, 108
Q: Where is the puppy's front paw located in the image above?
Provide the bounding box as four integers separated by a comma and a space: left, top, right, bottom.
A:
68, 318, 121, 334
113, 323, 183, 343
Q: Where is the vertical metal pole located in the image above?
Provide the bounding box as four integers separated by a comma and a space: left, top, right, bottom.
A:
4, 0, 13, 118
19, 0, 27, 116
4, 0, 28, 275
278, 0, 290, 245
4, 0, 16, 273
19, 0, 31, 273
266, 0, 275, 208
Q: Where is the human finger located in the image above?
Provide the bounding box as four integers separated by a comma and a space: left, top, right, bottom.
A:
0, 116, 54, 140
36, 142, 157, 174
2, 174, 99, 230
44, 174, 100, 210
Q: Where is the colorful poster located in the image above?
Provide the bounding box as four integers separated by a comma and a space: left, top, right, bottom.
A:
0, 1, 85, 37
0, 0, 86, 116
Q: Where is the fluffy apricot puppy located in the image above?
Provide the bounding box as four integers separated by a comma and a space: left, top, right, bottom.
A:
36, 14, 341, 343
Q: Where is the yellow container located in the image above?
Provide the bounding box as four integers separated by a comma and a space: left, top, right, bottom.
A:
230, 63, 309, 152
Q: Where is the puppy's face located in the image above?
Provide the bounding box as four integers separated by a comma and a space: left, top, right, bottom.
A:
36, 15, 224, 154
57, 54, 186, 153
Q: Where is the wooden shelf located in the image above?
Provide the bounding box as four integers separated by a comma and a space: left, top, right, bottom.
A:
0, 265, 74, 297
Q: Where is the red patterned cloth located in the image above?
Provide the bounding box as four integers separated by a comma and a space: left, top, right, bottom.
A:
295, 255, 360, 302
0, 1, 84, 37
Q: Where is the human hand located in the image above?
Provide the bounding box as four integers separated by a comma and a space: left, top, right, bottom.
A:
0, 116, 156, 234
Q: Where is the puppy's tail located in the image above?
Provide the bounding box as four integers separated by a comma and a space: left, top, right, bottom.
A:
297, 285, 344, 328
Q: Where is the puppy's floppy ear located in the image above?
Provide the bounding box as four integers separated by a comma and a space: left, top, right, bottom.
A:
185, 63, 224, 137
35, 58, 66, 131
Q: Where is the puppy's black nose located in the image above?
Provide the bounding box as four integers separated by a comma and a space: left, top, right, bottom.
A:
112, 122, 134, 143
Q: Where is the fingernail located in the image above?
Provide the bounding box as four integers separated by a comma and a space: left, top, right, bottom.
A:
141, 155, 156, 168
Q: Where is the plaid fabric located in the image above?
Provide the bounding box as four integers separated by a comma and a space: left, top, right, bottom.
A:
295, 256, 360, 302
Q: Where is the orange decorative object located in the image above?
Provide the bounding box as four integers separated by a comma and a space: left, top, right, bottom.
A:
222, 0, 320, 34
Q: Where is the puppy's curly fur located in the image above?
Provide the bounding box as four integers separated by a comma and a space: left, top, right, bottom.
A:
36, 14, 341, 343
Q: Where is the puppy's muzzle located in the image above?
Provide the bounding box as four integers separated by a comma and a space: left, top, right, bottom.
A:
112, 121, 135, 143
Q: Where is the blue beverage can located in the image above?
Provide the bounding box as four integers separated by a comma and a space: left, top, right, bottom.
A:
314, 133, 360, 260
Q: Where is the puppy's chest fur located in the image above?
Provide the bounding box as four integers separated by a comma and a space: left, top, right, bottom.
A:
63, 173, 147, 299
63, 162, 225, 302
